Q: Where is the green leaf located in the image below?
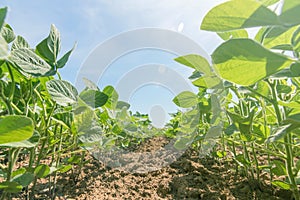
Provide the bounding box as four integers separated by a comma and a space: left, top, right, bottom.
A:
0, 181, 23, 193
74, 105, 96, 134
255, 27, 270, 43
79, 89, 108, 108
173, 91, 198, 108
192, 75, 221, 89
279, 0, 300, 27
267, 124, 291, 143
10, 48, 53, 77
292, 26, 300, 52
188, 70, 202, 80
255, 81, 270, 97
224, 124, 237, 136
217, 29, 248, 40
201, 0, 279, 32
46, 80, 78, 106
0, 115, 34, 145
57, 165, 72, 173
1, 24, 15, 44
262, 26, 299, 50
57, 43, 76, 68
276, 84, 292, 94
212, 38, 294, 86
48, 24, 60, 61
13, 172, 34, 187
34, 164, 50, 178
11, 36, 30, 51
235, 154, 251, 167
175, 54, 211, 74
103, 85, 119, 109
36, 24, 61, 63
0, 7, 7, 31
271, 180, 291, 190
271, 160, 287, 176
0, 35, 8, 59
278, 100, 300, 110
0, 131, 40, 148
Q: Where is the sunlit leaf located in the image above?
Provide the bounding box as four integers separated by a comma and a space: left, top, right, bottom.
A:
217, 29, 248, 40
10, 48, 53, 77
34, 164, 50, 178
0, 131, 40, 148
173, 91, 198, 108
201, 0, 279, 32
103, 85, 119, 109
36, 24, 61, 62
272, 180, 291, 190
1, 24, 15, 44
46, 79, 78, 106
263, 26, 299, 50
212, 38, 294, 86
175, 54, 211, 74
279, 0, 300, 27
11, 36, 30, 51
79, 89, 108, 108
0, 115, 34, 145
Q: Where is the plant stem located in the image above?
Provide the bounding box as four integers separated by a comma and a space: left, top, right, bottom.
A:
268, 80, 300, 200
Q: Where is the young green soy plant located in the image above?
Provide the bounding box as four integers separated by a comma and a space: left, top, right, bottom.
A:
174, 0, 300, 199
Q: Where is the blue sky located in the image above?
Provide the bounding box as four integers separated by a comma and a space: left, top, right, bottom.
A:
0, 0, 225, 126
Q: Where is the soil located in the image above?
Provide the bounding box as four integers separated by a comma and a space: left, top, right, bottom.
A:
11, 137, 294, 199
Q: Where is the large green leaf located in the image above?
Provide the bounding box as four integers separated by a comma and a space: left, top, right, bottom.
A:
46, 80, 78, 106
10, 48, 53, 77
174, 54, 211, 74
13, 172, 34, 187
79, 89, 108, 108
0, 115, 34, 145
212, 39, 294, 86
201, 0, 279, 32
11, 36, 30, 51
103, 85, 119, 109
279, 0, 300, 27
36, 24, 61, 63
74, 104, 95, 134
0, 7, 7, 31
262, 26, 299, 50
192, 75, 221, 89
0, 131, 40, 148
1, 24, 15, 44
173, 91, 198, 108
